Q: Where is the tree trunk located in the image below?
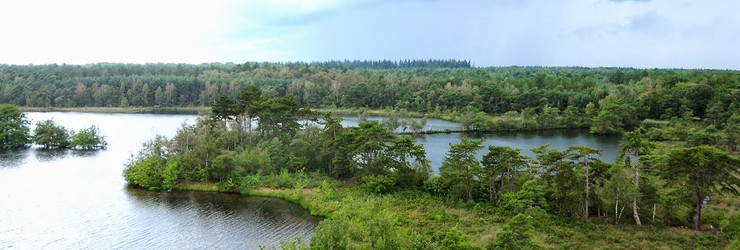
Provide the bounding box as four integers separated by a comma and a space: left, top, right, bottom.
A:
489, 179, 496, 204
632, 152, 642, 225
615, 198, 619, 225
694, 190, 703, 231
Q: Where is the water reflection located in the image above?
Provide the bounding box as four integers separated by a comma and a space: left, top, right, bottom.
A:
122, 187, 320, 248
0, 149, 30, 168
70, 149, 101, 158
1, 112, 320, 250
33, 148, 68, 162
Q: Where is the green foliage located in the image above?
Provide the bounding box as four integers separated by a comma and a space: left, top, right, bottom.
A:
32, 119, 70, 149
123, 155, 166, 190
361, 175, 396, 194
311, 199, 402, 250
601, 167, 636, 224
69, 125, 107, 149
499, 180, 548, 216
0, 104, 30, 149
590, 98, 637, 134
440, 227, 477, 249
122, 136, 173, 190
488, 214, 541, 250
481, 145, 529, 204
658, 146, 740, 230
161, 158, 180, 191
439, 137, 484, 201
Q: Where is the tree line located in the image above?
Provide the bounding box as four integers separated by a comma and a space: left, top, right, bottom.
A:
2, 63, 738, 135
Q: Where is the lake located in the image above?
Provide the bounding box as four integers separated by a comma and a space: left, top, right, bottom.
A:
336, 115, 621, 174
0, 112, 320, 249
0, 112, 621, 248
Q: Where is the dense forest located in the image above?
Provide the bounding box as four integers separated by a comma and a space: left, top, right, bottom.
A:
2, 63, 736, 129
3, 62, 739, 248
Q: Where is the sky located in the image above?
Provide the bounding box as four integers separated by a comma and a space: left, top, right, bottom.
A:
1, 0, 739, 69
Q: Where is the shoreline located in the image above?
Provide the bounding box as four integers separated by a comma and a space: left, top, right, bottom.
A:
19, 106, 607, 135
173, 182, 330, 218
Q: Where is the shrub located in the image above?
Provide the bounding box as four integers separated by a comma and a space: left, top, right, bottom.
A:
69, 125, 107, 149
32, 119, 70, 149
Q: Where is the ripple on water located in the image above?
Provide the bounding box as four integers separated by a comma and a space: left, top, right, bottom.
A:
0, 112, 321, 249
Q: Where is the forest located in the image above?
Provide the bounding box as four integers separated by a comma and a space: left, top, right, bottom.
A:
2, 62, 739, 248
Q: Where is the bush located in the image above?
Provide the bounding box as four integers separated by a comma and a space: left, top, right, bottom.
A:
123, 156, 165, 190
32, 119, 70, 149
487, 214, 541, 250
69, 125, 107, 149
361, 175, 396, 194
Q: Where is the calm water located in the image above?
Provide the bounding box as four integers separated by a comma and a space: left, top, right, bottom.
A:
416, 130, 621, 174
0, 112, 320, 249
337, 116, 621, 174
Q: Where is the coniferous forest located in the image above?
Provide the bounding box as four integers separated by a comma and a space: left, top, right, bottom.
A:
2, 62, 740, 248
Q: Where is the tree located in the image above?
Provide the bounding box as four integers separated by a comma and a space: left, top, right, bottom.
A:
0, 104, 30, 149
481, 145, 528, 204
253, 95, 306, 139
69, 125, 108, 149
339, 121, 394, 177
235, 85, 262, 132
721, 113, 740, 151
320, 113, 343, 177
617, 130, 654, 226
439, 137, 483, 201
119, 96, 130, 108
386, 136, 430, 188
602, 167, 635, 224
660, 146, 740, 230
32, 119, 70, 149
211, 95, 237, 121
499, 180, 548, 216
567, 146, 602, 221
533, 145, 581, 217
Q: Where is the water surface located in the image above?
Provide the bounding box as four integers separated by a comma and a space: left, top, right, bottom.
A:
0, 112, 320, 249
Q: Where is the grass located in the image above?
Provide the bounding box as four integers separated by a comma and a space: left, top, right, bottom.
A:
174, 176, 735, 249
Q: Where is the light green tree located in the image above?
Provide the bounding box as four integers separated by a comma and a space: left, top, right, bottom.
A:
32, 119, 70, 149
69, 125, 107, 149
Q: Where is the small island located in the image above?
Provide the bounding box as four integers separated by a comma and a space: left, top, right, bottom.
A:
0, 104, 107, 150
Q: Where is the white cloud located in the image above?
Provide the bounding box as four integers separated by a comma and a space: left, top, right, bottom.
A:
1, 0, 739, 69
0, 0, 230, 64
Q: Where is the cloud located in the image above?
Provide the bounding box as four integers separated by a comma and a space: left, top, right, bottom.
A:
1, 0, 739, 69
609, 0, 651, 3
625, 11, 671, 34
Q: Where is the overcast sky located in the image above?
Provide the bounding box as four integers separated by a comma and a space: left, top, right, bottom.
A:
1, 0, 738, 69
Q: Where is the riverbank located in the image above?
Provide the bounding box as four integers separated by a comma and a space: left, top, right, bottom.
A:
170, 178, 735, 249
20, 106, 208, 114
